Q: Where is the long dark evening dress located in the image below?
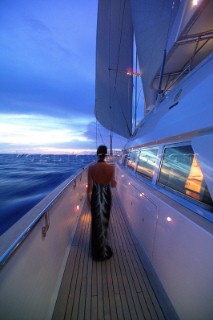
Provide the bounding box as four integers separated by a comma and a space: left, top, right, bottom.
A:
90, 182, 113, 260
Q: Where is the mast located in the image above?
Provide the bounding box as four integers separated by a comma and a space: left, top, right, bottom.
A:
109, 133, 113, 155
134, 50, 138, 130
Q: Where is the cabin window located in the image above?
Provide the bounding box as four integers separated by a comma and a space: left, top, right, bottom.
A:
122, 153, 128, 166
136, 147, 158, 180
158, 145, 213, 207
127, 149, 139, 171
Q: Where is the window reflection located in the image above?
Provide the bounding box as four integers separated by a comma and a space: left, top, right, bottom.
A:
136, 147, 158, 180
158, 145, 213, 207
127, 149, 139, 171
185, 155, 203, 200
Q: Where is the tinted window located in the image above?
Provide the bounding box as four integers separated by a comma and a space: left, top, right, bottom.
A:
127, 149, 139, 171
136, 147, 158, 180
121, 154, 128, 166
158, 145, 213, 207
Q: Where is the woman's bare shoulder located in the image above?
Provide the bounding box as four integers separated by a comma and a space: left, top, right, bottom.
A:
107, 163, 115, 170
88, 162, 99, 173
89, 163, 97, 169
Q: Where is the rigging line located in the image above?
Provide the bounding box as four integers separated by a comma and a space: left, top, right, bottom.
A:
165, 38, 210, 92
108, 0, 112, 135
99, 132, 105, 145
95, 120, 105, 148
134, 49, 138, 129
166, 0, 176, 48
190, 38, 210, 67
98, 130, 105, 146
158, 0, 176, 95
95, 118, 105, 147
136, 87, 143, 111
96, 119, 98, 149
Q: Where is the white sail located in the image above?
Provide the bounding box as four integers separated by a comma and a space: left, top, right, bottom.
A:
130, 0, 180, 109
95, 0, 133, 138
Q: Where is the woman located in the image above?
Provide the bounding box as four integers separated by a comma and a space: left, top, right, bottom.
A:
87, 145, 116, 261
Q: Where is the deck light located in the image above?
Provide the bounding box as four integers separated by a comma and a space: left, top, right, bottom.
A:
166, 217, 172, 222
192, 0, 198, 5
127, 70, 142, 77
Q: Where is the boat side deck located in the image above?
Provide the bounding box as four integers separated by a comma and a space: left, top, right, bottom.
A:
52, 190, 167, 320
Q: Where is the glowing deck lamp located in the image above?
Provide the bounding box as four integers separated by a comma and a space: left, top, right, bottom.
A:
192, 0, 198, 5
127, 70, 142, 77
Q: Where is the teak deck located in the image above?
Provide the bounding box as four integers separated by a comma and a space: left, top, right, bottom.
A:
52, 191, 167, 320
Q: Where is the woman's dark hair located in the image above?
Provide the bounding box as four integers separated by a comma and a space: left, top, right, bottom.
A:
97, 145, 107, 159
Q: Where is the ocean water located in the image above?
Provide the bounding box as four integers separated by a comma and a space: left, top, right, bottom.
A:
0, 154, 96, 236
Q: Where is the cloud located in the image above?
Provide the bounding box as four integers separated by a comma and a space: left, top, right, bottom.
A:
0, 0, 102, 153
0, 113, 127, 153
25, 17, 51, 34
0, 113, 96, 151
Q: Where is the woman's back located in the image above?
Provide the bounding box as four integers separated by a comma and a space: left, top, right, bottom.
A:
88, 162, 115, 185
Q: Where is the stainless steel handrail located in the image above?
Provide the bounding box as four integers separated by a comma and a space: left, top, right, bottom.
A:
0, 167, 87, 269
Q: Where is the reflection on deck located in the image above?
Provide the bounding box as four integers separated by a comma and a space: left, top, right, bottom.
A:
52, 190, 167, 320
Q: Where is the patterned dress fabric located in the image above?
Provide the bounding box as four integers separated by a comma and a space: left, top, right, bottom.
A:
91, 183, 113, 260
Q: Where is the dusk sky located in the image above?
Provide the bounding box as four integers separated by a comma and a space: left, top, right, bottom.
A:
0, 0, 128, 154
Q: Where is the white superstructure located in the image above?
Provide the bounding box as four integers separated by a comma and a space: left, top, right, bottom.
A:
95, 1, 213, 319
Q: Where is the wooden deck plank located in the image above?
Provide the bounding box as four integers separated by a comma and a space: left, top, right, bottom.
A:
65, 211, 89, 320
112, 203, 144, 293
73, 213, 91, 320
84, 214, 93, 320
91, 295, 98, 320
111, 202, 145, 320
91, 261, 97, 298
110, 221, 136, 320
114, 250, 131, 320
106, 260, 118, 320
101, 262, 111, 320
114, 198, 166, 320
52, 192, 169, 320
96, 262, 104, 320
107, 244, 119, 295
114, 293, 124, 320
113, 200, 153, 319
138, 292, 155, 320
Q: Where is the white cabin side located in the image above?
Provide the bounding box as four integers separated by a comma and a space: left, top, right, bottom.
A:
116, 161, 213, 320
118, 52, 213, 319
